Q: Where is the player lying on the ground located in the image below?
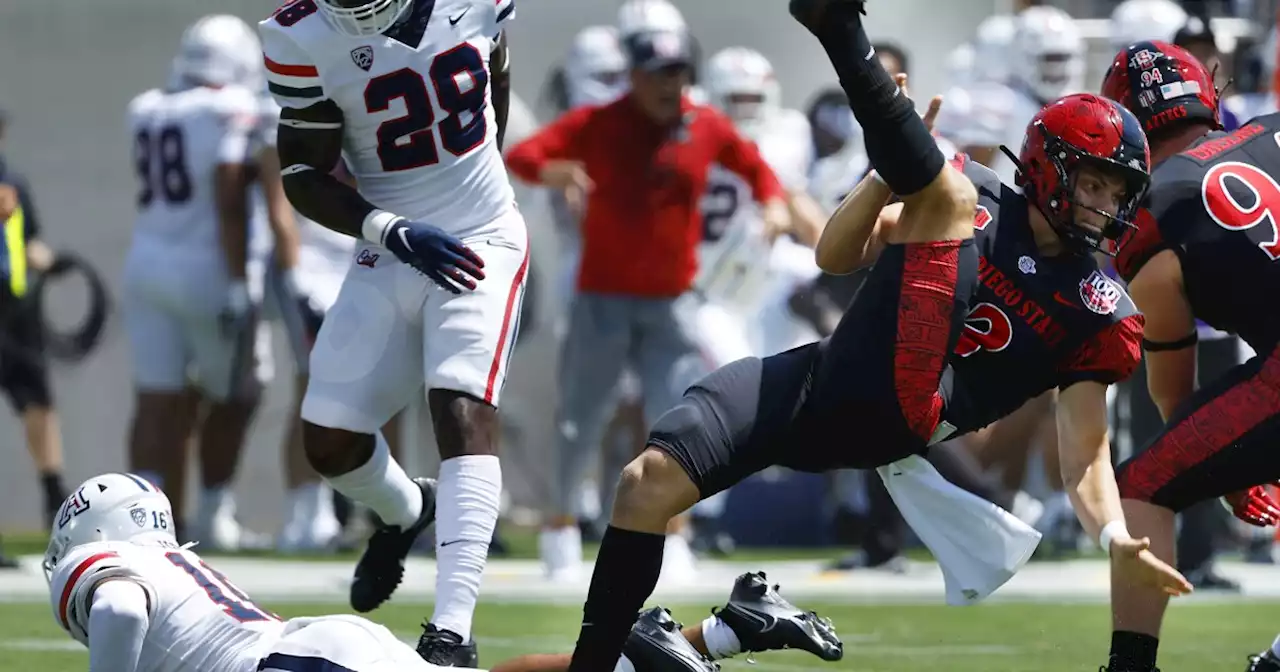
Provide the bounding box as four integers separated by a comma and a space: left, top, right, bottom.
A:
1100, 41, 1280, 672
557, 2, 1194, 671
44, 473, 841, 672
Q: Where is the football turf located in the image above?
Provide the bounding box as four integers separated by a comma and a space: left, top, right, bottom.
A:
2, 599, 1274, 671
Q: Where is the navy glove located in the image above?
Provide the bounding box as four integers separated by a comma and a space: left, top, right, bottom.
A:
382, 218, 486, 293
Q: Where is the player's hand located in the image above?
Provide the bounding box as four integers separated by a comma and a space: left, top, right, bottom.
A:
1110, 536, 1194, 597
762, 198, 792, 243
382, 218, 486, 294
0, 184, 17, 220
1222, 486, 1280, 527
218, 281, 254, 339
540, 160, 593, 217
893, 74, 943, 134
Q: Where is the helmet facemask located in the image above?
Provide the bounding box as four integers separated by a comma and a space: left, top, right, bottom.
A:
316, 0, 414, 37
1018, 129, 1150, 256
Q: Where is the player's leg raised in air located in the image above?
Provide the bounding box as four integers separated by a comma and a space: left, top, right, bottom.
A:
563, 5, 977, 672
1109, 343, 1280, 672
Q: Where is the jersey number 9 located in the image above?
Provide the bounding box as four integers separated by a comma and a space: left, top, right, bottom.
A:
135, 126, 193, 207
364, 44, 489, 172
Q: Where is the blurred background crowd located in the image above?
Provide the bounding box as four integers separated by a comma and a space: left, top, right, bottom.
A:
0, 0, 1277, 590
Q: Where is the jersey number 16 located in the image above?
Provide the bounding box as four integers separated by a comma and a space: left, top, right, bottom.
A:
165, 552, 277, 623
364, 45, 489, 172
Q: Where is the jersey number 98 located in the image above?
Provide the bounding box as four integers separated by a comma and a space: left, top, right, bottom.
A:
135, 126, 192, 206
364, 45, 489, 172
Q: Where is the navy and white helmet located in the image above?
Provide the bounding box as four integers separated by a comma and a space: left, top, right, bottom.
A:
168, 14, 264, 90
617, 0, 687, 40
564, 26, 629, 109
42, 474, 175, 582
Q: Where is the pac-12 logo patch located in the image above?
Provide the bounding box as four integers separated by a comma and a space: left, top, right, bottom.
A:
1079, 270, 1122, 315
351, 46, 374, 71
130, 507, 147, 528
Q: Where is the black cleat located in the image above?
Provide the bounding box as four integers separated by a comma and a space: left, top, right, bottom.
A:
1248, 651, 1280, 672
416, 622, 479, 667
788, 0, 866, 36
624, 607, 719, 672
713, 571, 843, 662
349, 477, 437, 613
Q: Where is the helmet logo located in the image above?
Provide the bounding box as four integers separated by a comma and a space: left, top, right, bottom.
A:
56, 487, 91, 530
130, 507, 148, 528
1130, 49, 1158, 70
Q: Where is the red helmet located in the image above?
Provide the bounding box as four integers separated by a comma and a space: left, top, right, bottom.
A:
1014, 93, 1151, 255
1100, 41, 1221, 136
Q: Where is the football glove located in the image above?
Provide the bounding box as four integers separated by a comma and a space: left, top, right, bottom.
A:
382, 218, 486, 294
218, 281, 254, 339
1222, 485, 1280, 528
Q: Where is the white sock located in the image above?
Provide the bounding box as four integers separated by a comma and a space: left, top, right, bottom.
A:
701, 615, 742, 660
614, 653, 636, 672
431, 455, 502, 641
1270, 633, 1280, 658
326, 432, 422, 528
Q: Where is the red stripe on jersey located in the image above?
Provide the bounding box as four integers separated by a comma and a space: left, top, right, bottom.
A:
264, 56, 318, 78
483, 244, 530, 403
58, 552, 118, 630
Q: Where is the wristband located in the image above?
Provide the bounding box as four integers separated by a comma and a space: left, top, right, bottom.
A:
227, 280, 251, 312
361, 210, 403, 246
280, 267, 301, 296
1098, 520, 1130, 557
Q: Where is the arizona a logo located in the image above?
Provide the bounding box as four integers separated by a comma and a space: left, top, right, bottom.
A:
351, 46, 374, 71
130, 507, 148, 528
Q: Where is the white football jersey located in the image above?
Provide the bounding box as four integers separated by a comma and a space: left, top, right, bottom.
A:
695, 109, 811, 313
259, 0, 517, 233
255, 93, 355, 275
126, 85, 259, 254
50, 540, 284, 672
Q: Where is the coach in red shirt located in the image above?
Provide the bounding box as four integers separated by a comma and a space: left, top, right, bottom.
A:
506, 28, 787, 578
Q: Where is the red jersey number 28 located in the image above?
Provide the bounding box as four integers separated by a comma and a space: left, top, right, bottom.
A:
1202, 160, 1280, 261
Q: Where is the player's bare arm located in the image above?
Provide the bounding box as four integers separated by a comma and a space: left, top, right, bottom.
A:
214, 160, 252, 281
277, 102, 377, 239
815, 172, 895, 273
1056, 382, 1192, 596
491, 32, 511, 151
1126, 249, 1197, 421
783, 188, 826, 247
257, 146, 301, 271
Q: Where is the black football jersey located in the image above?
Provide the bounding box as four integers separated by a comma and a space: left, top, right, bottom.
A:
1115, 115, 1280, 353
940, 156, 1144, 436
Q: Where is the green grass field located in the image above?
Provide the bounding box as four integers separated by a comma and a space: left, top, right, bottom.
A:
2, 599, 1275, 671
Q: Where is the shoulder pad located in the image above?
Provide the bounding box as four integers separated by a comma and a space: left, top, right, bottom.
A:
259, 7, 328, 110
50, 542, 153, 644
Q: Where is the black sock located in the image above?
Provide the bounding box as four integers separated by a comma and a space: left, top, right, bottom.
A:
812, 4, 944, 196
1110, 631, 1159, 671
567, 526, 665, 672
40, 471, 66, 513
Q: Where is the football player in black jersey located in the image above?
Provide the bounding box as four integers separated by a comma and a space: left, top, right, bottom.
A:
1102, 41, 1280, 672
558, 4, 1191, 672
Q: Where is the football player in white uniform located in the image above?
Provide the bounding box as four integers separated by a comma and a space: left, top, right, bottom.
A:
933, 39, 1021, 173
123, 15, 278, 550
258, 0, 525, 664
991, 6, 1085, 184
46, 473, 842, 672
697, 47, 824, 363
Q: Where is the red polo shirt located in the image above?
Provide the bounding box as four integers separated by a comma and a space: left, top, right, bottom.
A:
506, 95, 784, 297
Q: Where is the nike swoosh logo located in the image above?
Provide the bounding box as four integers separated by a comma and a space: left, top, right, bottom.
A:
1052, 292, 1079, 308
396, 227, 412, 251
449, 7, 470, 25
729, 605, 776, 633
440, 539, 466, 547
